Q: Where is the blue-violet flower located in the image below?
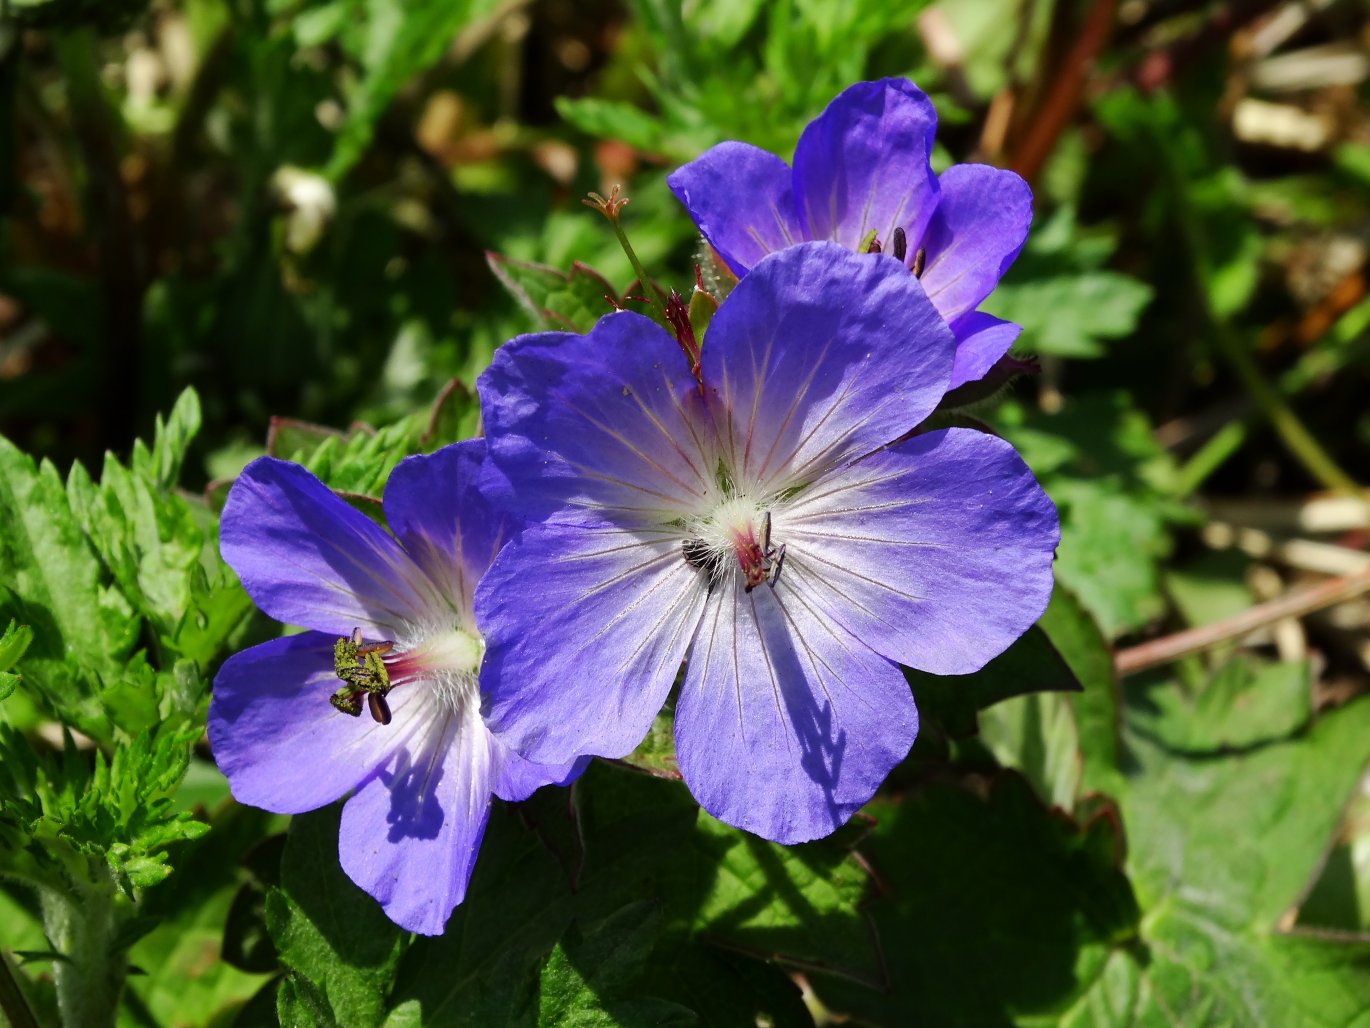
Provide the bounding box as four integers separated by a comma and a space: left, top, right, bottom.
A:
208, 440, 580, 934
476, 242, 1059, 844
667, 77, 1032, 390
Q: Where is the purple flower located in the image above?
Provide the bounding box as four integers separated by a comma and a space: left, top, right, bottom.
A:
667, 77, 1032, 390
207, 441, 580, 934
476, 242, 1058, 844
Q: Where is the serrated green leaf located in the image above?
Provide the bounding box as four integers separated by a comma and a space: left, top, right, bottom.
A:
1101, 697, 1370, 1023
268, 806, 404, 1028
0, 437, 136, 731
0, 620, 33, 702
487, 253, 618, 334
554, 96, 669, 155
324, 0, 504, 181
1130, 655, 1312, 754
391, 763, 863, 1024
992, 271, 1153, 359
810, 772, 1140, 1024
538, 902, 696, 1027
132, 387, 201, 491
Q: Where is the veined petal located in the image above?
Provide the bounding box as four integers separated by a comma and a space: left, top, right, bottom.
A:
476, 519, 709, 765
701, 243, 954, 490
920, 164, 1032, 324
780, 428, 1059, 676
490, 744, 588, 804
384, 440, 508, 620
479, 315, 713, 527
339, 695, 493, 935
667, 141, 804, 276
675, 583, 917, 844
221, 457, 437, 636
208, 632, 415, 814
948, 312, 1023, 391
792, 79, 940, 252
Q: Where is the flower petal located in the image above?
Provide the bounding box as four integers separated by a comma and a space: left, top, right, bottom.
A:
479, 314, 713, 527
491, 745, 588, 803
919, 163, 1032, 324
701, 242, 955, 490
667, 141, 804, 276
339, 697, 493, 935
221, 457, 438, 636
948, 312, 1024, 390
383, 440, 508, 620
476, 518, 709, 765
208, 632, 411, 814
675, 583, 917, 844
780, 428, 1059, 676
792, 78, 940, 253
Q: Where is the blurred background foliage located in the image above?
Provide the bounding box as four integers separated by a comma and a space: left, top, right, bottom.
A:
3, 0, 1370, 1024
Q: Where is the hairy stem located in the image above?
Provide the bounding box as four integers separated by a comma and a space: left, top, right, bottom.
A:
40, 860, 128, 1028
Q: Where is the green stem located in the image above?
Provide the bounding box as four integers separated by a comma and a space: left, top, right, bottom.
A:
1147, 103, 1364, 501
0, 949, 39, 1028
1207, 318, 1361, 495
607, 214, 662, 315
40, 859, 128, 1028
1176, 418, 1246, 496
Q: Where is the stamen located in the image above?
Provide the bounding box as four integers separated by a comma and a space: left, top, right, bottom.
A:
367, 691, 393, 725
891, 227, 907, 263
911, 246, 926, 278
858, 228, 880, 254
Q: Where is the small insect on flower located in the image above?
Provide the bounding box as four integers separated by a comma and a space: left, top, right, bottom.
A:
207, 440, 582, 935
476, 241, 1059, 845
666, 77, 1033, 390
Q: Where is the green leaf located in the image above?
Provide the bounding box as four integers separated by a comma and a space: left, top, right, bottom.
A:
616, 702, 681, 780
0, 619, 34, 702
554, 96, 670, 155
809, 772, 1140, 1024
978, 689, 1081, 810
323, 0, 504, 180
268, 806, 405, 1028
1039, 587, 1121, 796
991, 271, 1153, 359
538, 902, 696, 1026
996, 392, 1190, 638
1100, 696, 1370, 1023
906, 623, 1082, 741
391, 763, 865, 1023
487, 253, 619, 335
0, 437, 137, 732
1130, 655, 1312, 754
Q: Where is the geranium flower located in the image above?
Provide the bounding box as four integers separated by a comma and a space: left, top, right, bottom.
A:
476, 242, 1058, 844
667, 77, 1031, 390
207, 441, 580, 934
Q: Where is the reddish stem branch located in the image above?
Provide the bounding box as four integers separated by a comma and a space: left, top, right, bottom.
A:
1008, 0, 1117, 184
1114, 565, 1370, 676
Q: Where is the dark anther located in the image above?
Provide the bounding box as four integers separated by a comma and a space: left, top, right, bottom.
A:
911, 246, 926, 278
866, 237, 882, 254
892, 227, 907, 263
682, 538, 711, 569
367, 691, 393, 726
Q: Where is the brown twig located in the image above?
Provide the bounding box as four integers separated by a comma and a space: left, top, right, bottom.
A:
1007, 0, 1117, 184
1115, 564, 1370, 676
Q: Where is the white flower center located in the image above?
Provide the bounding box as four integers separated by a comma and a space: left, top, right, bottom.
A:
684, 495, 783, 590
